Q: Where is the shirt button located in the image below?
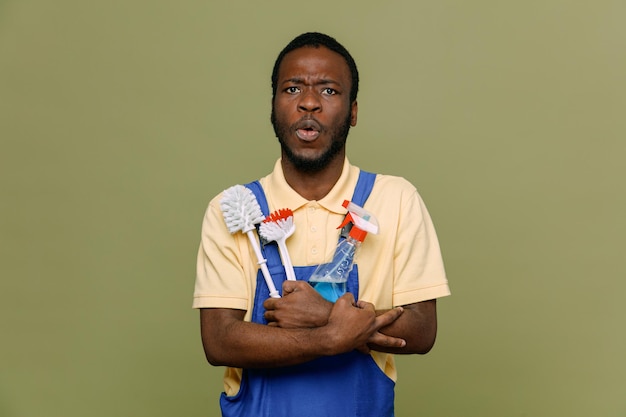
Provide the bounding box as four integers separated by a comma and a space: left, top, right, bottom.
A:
311, 247, 318, 254
310, 226, 317, 232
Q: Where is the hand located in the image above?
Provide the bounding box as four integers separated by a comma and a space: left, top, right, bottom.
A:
358, 300, 408, 354
326, 294, 406, 355
263, 280, 333, 328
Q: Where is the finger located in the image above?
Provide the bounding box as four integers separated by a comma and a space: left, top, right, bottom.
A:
263, 298, 277, 310
355, 299, 375, 311
264, 310, 275, 322
368, 331, 406, 348
283, 279, 310, 295
282, 280, 298, 294
336, 292, 356, 307
374, 307, 404, 328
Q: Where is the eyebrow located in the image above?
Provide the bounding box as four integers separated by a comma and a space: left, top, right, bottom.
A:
282, 77, 340, 86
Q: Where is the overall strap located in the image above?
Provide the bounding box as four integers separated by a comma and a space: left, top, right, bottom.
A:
351, 170, 377, 206
244, 181, 283, 271
245, 180, 270, 217
339, 170, 377, 241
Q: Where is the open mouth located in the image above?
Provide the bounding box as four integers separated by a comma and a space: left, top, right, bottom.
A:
295, 119, 321, 141
296, 127, 320, 141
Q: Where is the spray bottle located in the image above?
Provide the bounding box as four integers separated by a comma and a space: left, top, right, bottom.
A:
308, 200, 379, 302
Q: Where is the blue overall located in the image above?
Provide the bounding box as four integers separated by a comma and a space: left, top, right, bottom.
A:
219, 171, 396, 417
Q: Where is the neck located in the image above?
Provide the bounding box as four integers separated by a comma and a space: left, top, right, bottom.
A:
281, 154, 345, 201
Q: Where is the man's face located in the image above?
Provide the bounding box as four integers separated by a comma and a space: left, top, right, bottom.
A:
271, 46, 358, 173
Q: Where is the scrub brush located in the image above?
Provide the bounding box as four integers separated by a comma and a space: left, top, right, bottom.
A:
220, 185, 280, 298
259, 209, 296, 281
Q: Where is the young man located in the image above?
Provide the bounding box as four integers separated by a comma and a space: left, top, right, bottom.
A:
193, 32, 450, 417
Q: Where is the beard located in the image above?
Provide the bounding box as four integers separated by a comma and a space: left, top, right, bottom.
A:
271, 108, 352, 173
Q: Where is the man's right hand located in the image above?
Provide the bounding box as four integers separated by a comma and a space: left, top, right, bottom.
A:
263, 280, 332, 328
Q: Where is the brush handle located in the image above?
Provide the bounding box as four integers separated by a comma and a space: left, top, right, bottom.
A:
277, 240, 296, 281
246, 231, 280, 298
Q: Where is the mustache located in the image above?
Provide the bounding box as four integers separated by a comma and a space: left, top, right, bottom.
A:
292, 117, 322, 132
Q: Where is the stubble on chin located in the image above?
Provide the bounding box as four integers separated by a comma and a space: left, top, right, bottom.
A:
271, 109, 352, 174
279, 137, 345, 173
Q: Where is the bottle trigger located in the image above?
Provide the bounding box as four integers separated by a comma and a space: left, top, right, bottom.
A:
338, 212, 354, 230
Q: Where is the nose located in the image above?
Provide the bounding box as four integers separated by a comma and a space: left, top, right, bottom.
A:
297, 90, 321, 113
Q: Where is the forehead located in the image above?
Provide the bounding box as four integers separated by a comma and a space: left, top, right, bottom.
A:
277, 46, 351, 86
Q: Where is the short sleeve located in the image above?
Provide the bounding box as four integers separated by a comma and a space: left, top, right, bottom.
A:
392, 188, 450, 306
192, 195, 251, 310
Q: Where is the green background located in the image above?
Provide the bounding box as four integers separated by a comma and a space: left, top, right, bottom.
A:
1, 1, 625, 416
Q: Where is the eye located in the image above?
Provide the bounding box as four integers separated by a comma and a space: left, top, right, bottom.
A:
285, 86, 300, 94
322, 88, 337, 95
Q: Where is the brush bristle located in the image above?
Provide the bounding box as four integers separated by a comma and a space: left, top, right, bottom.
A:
258, 221, 283, 242
264, 208, 293, 223
220, 185, 265, 233
259, 209, 295, 242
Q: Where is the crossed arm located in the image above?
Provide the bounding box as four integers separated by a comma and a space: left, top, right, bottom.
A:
200, 280, 437, 369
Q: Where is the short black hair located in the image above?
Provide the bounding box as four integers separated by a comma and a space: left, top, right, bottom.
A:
271, 32, 359, 103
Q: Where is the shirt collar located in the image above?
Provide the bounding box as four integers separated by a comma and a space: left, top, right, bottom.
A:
263, 158, 360, 214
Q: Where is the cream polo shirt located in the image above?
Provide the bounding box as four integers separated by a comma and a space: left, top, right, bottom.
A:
194, 158, 450, 393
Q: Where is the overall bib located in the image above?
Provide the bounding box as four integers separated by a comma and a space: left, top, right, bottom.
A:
220, 171, 395, 417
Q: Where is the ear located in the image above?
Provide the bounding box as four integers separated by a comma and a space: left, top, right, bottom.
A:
350, 101, 358, 126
